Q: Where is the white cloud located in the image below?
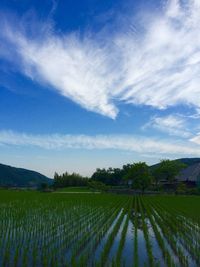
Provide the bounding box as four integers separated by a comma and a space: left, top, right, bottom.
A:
0, 130, 200, 156
3, 30, 119, 118
143, 114, 192, 138
166, 0, 182, 18
1, 0, 200, 118
183, 108, 200, 119
190, 133, 200, 145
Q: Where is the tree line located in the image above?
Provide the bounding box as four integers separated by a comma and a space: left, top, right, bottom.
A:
52, 159, 187, 192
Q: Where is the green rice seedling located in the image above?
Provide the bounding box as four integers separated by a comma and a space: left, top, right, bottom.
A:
153, 199, 200, 258
150, 201, 197, 266
133, 196, 139, 267
0, 190, 200, 266
147, 201, 189, 267
138, 196, 154, 267
13, 246, 20, 267
114, 212, 130, 266
98, 204, 128, 266
70, 203, 123, 264
78, 203, 124, 266
142, 197, 175, 267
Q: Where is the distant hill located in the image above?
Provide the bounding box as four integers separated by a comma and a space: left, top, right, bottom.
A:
0, 163, 52, 187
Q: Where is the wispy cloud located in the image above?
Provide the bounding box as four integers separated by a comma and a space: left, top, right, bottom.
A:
1, 0, 200, 118
190, 133, 200, 145
0, 130, 200, 156
182, 108, 200, 119
143, 114, 192, 138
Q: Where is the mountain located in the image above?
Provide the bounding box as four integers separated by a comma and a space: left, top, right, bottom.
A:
0, 163, 52, 187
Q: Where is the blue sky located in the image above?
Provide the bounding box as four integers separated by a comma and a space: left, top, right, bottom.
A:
1, 0, 200, 177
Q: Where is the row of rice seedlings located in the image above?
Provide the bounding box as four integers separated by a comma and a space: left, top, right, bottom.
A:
70, 200, 124, 266
133, 196, 151, 266
137, 196, 155, 267
97, 201, 129, 266
7, 204, 64, 266
42, 201, 115, 263
60, 200, 115, 260
76, 201, 127, 266
2, 191, 199, 266
150, 199, 199, 266
152, 199, 200, 254
41, 205, 106, 265
132, 196, 139, 267
43, 209, 101, 266
1, 196, 121, 266
177, 216, 200, 251
113, 198, 133, 267
93, 208, 125, 261
157, 198, 200, 235
45, 200, 121, 265
107, 199, 133, 262
170, 215, 200, 263
4, 205, 43, 265
151, 198, 199, 235
1, 206, 26, 266
142, 197, 175, 267
0, 206, 15, 246
63, 202, 107, 260
140, 208, 164, 267
147, 201, 189, 267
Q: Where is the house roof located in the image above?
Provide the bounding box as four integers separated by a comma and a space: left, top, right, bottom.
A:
176, 163, 200, 182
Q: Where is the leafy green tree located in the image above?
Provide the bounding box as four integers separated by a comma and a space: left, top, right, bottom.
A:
124, 162, 152, 192
40, 182, 48, 191
197, 174, 200, 189
91, 164, 136, 186
151, 167, 163, 186
152, 159, 186, 183
91, 167, 125, 185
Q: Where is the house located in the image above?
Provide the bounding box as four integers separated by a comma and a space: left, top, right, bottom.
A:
176, 163, 200, 187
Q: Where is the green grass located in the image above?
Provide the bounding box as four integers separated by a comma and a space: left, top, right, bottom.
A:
0, 190, 199, 267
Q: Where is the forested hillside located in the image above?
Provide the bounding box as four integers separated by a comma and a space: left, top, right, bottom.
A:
0, 163, 52, 187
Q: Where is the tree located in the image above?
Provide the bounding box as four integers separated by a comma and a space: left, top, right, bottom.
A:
151, 167, 163, 186
91, 167, 124, 186
197, 174, 200, 189
124, 162, 152, 193
53, 171, 89, 188
40, 182, 48, 192
152, 159, 186, 183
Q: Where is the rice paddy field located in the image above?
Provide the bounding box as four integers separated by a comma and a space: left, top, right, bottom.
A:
0, 190, 200, 267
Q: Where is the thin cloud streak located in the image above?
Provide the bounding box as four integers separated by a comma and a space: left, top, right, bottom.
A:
190, 133, 200, 145
143, 114, 192, 138
0, 130, 200, 156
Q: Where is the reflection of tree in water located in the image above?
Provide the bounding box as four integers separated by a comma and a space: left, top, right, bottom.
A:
129, 209, 147, 230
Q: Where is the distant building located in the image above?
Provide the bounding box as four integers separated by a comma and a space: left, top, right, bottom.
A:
176, 163, 200, 187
